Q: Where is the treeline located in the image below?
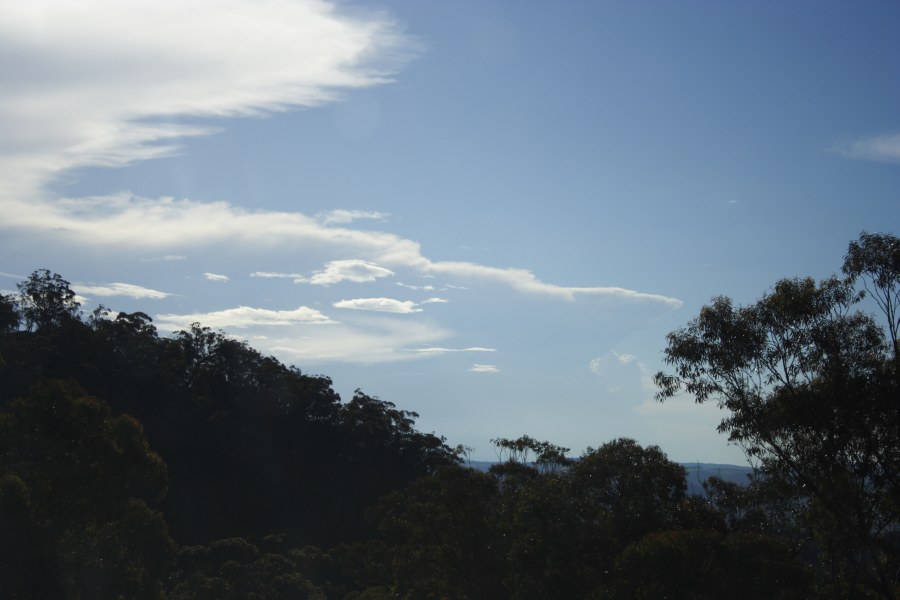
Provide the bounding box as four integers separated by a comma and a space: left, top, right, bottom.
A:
0, 232, 897, 598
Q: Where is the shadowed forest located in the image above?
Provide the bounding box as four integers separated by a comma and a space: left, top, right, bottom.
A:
0, 232, 897, 599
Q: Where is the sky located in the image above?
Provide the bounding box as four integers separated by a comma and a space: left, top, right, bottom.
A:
1, 0, 898, 464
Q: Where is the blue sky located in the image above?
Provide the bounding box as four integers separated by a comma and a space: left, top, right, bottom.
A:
1, 0, 898, 463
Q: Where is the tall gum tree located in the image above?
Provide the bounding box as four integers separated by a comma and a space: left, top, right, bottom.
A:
654, 233, 900, 599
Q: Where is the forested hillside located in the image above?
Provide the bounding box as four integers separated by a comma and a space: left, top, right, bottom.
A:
0, 232, 897, 599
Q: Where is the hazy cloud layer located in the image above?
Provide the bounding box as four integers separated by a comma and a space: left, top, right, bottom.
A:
270, 318, 451, 364
833, 133, 900, 164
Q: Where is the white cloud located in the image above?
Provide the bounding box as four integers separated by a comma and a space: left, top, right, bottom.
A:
74, 282, 171, 299
204, 272, 229, 282
421, 297, 449, 304
589, 351, 638, 374
156, 305, 336, 330
317, 209, 390, 225
410, 347, 496, 354
470, 364, 499, 373
333, 297, 421, 314
616, 352, 637, 365
832, 133, 900, 164
309, 259, 395, 285
0, 0, 413, 203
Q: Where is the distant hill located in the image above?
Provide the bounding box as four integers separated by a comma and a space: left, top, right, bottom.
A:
680, 462, 753, 495
467, 460, 753, 496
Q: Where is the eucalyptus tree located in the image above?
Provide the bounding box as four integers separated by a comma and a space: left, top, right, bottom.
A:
655, 233, 900, 598
16, 269, 81, 332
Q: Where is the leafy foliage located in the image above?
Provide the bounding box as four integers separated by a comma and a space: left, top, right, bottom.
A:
0, 380, 174, 599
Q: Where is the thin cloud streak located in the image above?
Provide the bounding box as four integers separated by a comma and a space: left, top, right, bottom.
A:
397, 282, 435, 291
74, 282, 171, 299
410, 347, 496, 354
427, 261, 683, 307
251, 271, 307, 279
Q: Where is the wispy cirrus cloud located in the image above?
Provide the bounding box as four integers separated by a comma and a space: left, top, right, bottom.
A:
74, 282, 171, 299
156, 305, 335, 331
204, 272, 229, 282
428, 261, 683, 307
832, 133, 900, 164
469, 364, 499, 373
